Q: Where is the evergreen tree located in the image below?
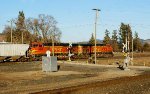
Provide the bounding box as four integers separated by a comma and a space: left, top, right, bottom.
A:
89, 33, 95, 45
143, 42, 150, 52
3, 12, 61, 43
111, 30, 119, 52
16, 11, 25, 30
133, 32, 142, 51
103, 29, 111, 44
119, 23, 132, 51
3, 11, 32, 43
14, 11, 32, 43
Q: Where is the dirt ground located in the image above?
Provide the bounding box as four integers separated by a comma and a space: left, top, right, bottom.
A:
0, 52, 150, 94
0, 61, 149, 94
92, 52, 150, 66
34, 74, 150, 94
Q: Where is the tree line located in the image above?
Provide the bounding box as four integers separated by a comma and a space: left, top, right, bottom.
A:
3, 11, 61, 44
89, 23, 150, 52
2, 11, 150, 52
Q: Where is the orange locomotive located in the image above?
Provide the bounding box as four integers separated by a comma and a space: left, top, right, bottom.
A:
28, 42, 113, 60
28, 42, 69, 60
71, 44, 113, 59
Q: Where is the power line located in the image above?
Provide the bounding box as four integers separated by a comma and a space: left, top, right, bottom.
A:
59, 23, 150, 28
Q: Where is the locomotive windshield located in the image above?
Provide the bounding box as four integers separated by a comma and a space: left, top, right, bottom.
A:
30, 42, 43, 48
32, 44, 38, 47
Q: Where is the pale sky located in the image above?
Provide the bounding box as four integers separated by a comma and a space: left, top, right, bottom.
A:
0, 0, 150, 42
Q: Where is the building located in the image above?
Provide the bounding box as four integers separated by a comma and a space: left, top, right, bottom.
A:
0, 34, 6, 42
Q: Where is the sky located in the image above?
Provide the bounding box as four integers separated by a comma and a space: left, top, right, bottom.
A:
0, 0, 150, 42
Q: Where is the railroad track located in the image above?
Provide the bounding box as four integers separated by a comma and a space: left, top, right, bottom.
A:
32, 73, 150, 94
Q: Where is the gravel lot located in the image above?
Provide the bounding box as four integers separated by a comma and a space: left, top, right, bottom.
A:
0, 61, 150, 94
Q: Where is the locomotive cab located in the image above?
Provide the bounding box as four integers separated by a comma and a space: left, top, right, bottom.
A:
30, 42, 43, 48
28, 42, 45, 57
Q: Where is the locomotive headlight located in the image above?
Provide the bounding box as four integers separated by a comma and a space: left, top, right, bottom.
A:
32, 50, 38, 52
30, 50, 38, 53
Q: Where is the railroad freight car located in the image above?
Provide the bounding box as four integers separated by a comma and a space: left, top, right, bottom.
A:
0, 43, 29, 62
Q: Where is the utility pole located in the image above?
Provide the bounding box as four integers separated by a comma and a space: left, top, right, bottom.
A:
132, 37, 133, 59
52, 35, 54, 56
22, 24, 26, 44
128, 30, 130, 52
8, 20, 13, 43
92, 8, 100, 64
10, 20, 13, 43
131, 36, 134, 65
22, 30, 23, 44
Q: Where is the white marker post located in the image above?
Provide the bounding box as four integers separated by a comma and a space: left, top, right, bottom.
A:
68, 42, 73, 61
46, 50, 51, 57
123, 34, 130, 71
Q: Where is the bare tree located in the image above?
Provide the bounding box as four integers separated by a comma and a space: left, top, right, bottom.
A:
25, 18, 40, 42
3, 12, 61, 43
3, 19, 16, 42
26, 14, 61, 43
38, 14, 61, 43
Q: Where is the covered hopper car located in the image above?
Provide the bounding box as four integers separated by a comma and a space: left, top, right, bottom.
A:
0, 42, 29, 62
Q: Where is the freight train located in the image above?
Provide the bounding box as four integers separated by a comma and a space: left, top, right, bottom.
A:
28, 42, 113, 60
0, 42, 113, 62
